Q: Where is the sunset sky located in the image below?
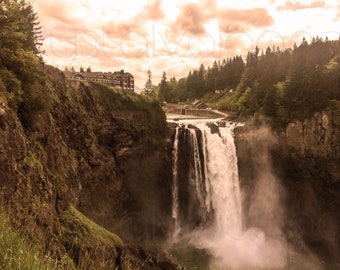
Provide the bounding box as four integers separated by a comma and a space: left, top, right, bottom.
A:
34, 0, 340, 89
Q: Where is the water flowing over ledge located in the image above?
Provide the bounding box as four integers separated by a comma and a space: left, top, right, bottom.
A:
166, 117, 323, 270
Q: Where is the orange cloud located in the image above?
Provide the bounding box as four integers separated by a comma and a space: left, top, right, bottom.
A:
103, 1, 164, 39
171, 3, 208, 37
142, 0, 164, 20
104, 20, 146, 39
277, 1, 325, 11
220, 23, 247, 34
36, 1, 98, 34
36, 0, 340, 88
220, 35, 247, 50
37, 1, 76, 25
219, 8, 274, 34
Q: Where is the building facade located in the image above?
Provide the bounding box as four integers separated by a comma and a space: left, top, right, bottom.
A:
65, 70, 134, 91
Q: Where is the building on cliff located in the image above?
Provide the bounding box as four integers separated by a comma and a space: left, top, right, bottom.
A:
65, 70, 134, 91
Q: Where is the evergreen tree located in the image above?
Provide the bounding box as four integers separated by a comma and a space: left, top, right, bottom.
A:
154, 36, 339, 129
175, 78, 188, 101
0, 0, 49, 128
159, 71, 168, 102
143, 70, 154, 95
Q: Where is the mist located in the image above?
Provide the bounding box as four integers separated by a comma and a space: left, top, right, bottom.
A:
168, 123, 325, 270
188, 126, 288, 269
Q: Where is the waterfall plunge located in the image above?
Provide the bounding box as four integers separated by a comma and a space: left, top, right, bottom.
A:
170, 120, 287, 270
172, 126, 180, 237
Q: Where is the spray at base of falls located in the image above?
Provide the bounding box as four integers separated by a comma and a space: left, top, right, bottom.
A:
170, 119, 288, 269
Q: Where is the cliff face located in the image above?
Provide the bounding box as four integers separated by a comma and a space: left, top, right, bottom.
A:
235, 104, 340, 264
282, 106, 340, 159
0, 66, 176, 269
277, 106, 340, 262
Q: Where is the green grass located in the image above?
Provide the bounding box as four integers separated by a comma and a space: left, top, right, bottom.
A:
58, 206, 127, 269
59, 205, 123, 247
92, 81, 163, 114
0, 213, 68, 270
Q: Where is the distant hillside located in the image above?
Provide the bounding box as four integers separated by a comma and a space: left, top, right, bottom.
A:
160, 37, 340, 129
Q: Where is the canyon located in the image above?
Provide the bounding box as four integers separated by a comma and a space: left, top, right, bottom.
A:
0, 66, 339, 269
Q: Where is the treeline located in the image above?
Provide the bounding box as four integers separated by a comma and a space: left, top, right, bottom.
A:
0, 0, 48, 127
155, 56, 245, 102
233, 37, 340, 127
156, 37, 340, 128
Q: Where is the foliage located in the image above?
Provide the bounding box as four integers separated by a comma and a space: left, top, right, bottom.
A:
90, 82, 166, 147
167, 37, 340, 129
142, 69, 156, 96
0, 0, 49, 128
0, 68, 23, 109
232, 38, 340, 128
162, 57, 245, 103
0, 212, 69, 270
59, 206, 123, 247
158, 70, 168, 102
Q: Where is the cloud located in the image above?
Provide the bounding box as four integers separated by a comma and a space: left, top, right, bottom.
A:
36, 1, 100, 34
220, 35, 244, 50
220, 23, 247, 34
44, 37, 77, 59
37, 1, 76, 25
171, 3, 208, 36
34, 0, 340, 88
218, 33, 256, 57
142, 0, 164, 20
219, 8, 274, 34
277, 1, 325, 11
103, 20, 146, 39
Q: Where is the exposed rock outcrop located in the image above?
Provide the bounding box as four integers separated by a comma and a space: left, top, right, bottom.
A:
282, 109, 340, 158
234, 105, 340, 265
0, 66, 177, 269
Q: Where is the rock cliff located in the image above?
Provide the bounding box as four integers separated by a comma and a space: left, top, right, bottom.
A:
0, 66, 177, 269
277, 104, 339, 263
235, 104, 340, 265
282, 104, 340, 159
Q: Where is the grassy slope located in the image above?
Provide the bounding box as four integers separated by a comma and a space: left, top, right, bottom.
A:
0, 212, 71, 270
59, 205, 123, 247
0, 204, 124, 270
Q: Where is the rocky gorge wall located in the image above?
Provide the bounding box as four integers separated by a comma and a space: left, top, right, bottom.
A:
235, 104, 340, 265
277, 106, 339, 264
0, 66, 177, 269
282, 105, 340, 159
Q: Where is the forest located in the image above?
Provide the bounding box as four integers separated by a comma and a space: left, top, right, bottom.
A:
154, 37, 340, 128
0, 0, 48, 128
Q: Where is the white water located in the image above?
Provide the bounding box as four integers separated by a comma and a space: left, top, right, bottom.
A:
170, 119, 288, 269
172, 126, 180, 236
197, 123, 243, 239
188, 128, 206, 210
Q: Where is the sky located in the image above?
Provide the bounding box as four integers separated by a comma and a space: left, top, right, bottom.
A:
34, 0, 340, 90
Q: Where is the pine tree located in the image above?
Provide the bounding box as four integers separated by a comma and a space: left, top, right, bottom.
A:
143, 70, 154, 95
0, 0, 48, 127
159, 71, 168, 102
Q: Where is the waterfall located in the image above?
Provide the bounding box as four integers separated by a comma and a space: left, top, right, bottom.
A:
188, 128, 206, 210
171, 121, 242, 236
170, 119, 287, 269
171, 126, 180, 236
198, 123, 243, 238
